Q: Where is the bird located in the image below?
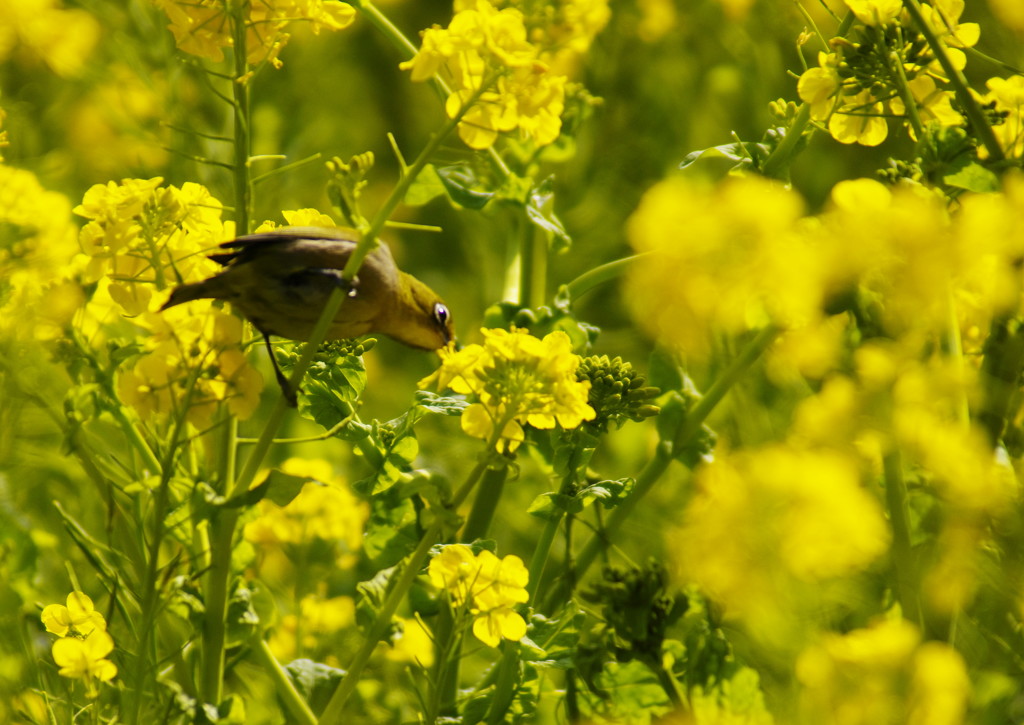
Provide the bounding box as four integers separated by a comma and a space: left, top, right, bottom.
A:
161, 226, 454, 405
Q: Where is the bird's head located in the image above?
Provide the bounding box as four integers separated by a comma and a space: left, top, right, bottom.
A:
385, 272, 455, 351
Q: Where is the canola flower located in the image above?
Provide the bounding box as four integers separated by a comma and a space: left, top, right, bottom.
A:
428, 544, 528, 647
244, 457, 369, 568
268, 593, 356, 662
419, 327, 595, 452
0, 0, 99, 76
153, 0, 354, 70
670, 444, 890, 646
41, 591, 107, 638
41, 592, 117, 699
795, 0, 976, 147
400, 0, 569, 149
71, 178, 267, 428
0, 163, 81, 342
797, 618, 969, 725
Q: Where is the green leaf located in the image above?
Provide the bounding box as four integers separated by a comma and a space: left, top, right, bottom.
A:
527, 177, 572, 252
578, 478, 634, 510
284, 659, 346, 716
528, 492, 573, 520
680, 141, 770, 173
436, 164, 496, 209
363, 489, 420, 568
412, 389, 469, 416
944, 161, 999, 193
257, 469, 314, 507
404, 163, 447, 206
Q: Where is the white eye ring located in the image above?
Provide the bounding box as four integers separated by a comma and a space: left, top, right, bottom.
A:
433, 303, 449, 325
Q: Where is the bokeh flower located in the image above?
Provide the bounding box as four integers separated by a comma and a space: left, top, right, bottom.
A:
419, 327, 594, 452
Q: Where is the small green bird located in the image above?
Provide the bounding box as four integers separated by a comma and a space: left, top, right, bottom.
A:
161, 226, 454, 404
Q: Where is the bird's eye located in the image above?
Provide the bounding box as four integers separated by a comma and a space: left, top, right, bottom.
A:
433, 303, 449, 326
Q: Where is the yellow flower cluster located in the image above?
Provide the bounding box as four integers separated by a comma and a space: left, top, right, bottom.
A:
797, 618, 969, 725
0, 0, 99, 76
400, 0, 568, 149
244, 458, 369, 572
419, 328, 595, 452
74, 178, 265, 428
428, 544, 528, 647
796, 0, 977, 146
491, 0, 611, 76
153, 0, 354, 70
40, 592, 117, 699
670, 444, 890, 647
0, 164, 80, 342
627, 175, 1024, 359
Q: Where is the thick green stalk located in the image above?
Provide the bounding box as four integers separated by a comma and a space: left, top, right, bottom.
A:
200, 0, 253, 703
519, 225, 547, 310
565, 255, 646, 301
460, 463, 510, 543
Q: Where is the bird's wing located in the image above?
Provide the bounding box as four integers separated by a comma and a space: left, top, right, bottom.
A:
210, 227, 362, 266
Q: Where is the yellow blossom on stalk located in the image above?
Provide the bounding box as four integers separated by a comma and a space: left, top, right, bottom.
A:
828, 89, 888, 145
0, 0, 99, 76
918, 0, 979, 71
419, 328, 594, 452
977, 75, 1024, 159
401, 1, 568, 149
798, 53, 840, 121
626, 176, 820, 358
428, 544, 528, 647
889, 76, 962, 135
41, 591, 107, 637
843, 0, 902, 26
153, 0, 355, 69
670, 444, 889, 647
51, 631, 117, 698
797, 619, 969, 725
244, 458, 369, 563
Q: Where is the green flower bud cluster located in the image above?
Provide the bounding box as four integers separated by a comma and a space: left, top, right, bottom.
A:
576, 355, 660, 432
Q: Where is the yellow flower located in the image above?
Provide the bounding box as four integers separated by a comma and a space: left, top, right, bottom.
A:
626, 176, 818, 358
52, 631, 117, 698
798, 619, 969, 725
843, 0, 902, 26
153, 0, 355, 69
387, 616, 436, 668
0, 0, 100, 76
419, 328, 594, 451
798, 53, 840, 121
41, 591, 107, 637
244, 458, 369, 562
401, 2, 567, 149
978, 75, 1024, 159
828, 89, 888, 145
428, 544, 529, 648
889, 76, 962, 135
918, 0, 979, 71
670, 444, 889, 646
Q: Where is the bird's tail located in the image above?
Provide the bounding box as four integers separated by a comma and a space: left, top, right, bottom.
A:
160, 281, 216, 311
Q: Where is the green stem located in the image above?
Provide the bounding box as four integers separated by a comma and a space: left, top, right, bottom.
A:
883, 450, 920, 624
200, 0, 253, 703
553, 325, 780, 607
519, 225, 547, 310
901, 0, 1004, 161
565, 255, 647, 301
884, 30, 926, 140
132, 374, 200, 721
761, 103, 812, 180
251, 637, 318, 725
317, 450, 498, 723
460, 464, 510, 543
